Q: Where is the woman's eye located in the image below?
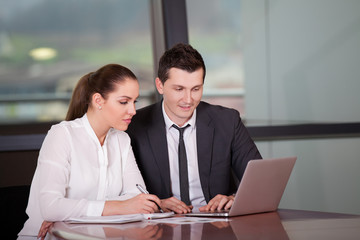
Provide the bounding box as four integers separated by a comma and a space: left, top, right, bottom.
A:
120, 101, 128, 105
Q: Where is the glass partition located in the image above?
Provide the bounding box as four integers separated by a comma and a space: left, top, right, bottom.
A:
186, 0, 245, 116
0, 0, 154, 124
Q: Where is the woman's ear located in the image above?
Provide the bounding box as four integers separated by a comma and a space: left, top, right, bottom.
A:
92, 93, 104, 110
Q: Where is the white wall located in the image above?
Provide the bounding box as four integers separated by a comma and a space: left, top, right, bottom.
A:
242, 0, 360, 214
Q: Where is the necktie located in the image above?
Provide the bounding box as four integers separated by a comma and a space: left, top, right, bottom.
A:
172, 124, 191, 205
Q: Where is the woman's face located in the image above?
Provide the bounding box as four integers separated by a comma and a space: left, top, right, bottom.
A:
100, 78, 139, 131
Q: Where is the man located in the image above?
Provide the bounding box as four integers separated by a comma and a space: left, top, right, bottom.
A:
127, 43, 262, 213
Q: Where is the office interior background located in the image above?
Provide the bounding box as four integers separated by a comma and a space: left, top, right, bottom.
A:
1, 0, 360, 220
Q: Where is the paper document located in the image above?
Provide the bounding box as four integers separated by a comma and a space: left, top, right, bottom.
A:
147, 216, 230, 224
142, 212, 175, 220
67, 212, 174, 224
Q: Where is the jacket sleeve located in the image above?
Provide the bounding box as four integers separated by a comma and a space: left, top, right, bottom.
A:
231, 112, 262, 182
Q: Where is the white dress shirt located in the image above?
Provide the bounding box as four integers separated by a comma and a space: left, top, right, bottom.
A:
162, 103, 206, 209
18, 114, 145, 237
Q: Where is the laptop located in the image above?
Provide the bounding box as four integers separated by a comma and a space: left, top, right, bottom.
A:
184, 156, 297, 217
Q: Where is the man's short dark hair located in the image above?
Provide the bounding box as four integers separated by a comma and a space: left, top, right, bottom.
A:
157, 43, 206, 84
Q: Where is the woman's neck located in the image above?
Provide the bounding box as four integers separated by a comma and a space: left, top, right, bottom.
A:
86, 110, 109, 146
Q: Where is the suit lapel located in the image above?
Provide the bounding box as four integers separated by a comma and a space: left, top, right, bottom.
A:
196, 103, 214, 202
147, 102, 172, 195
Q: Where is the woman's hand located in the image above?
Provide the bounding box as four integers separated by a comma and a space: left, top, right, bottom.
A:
103, 193, 162, 215
37, 221, 54, 240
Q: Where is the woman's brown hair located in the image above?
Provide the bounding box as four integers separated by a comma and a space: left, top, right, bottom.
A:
65, 64, 137, 121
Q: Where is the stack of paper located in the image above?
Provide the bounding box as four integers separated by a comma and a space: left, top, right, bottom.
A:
67, 212, 174, 224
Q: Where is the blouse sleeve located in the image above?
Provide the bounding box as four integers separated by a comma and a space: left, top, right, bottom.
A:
108, 133, 145, 201
37, 125, 104, 221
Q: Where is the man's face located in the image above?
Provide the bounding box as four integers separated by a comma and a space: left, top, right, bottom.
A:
156, 67, 204, 127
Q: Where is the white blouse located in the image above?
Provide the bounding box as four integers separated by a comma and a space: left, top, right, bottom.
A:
19, 114, 145, 237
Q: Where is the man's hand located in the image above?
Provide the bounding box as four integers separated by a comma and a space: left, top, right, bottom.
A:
160, 197, 193, 213
199, 194, 234, 212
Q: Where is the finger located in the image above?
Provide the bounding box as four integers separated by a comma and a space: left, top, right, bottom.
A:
162, 198, 190, 213
217, 197, 229, 210
38, 224, 47, 238
199, 205, 206, 212
177, 201, 192, 213
146, 194, 162, 206
202, 199, 215, 212
224, 199, 233, 210
168, 203, 186, 213
38, 228, 46, 239
169, 201, 191, 213
210, 201, 219, 211
207, 197, 220, 211
144, 200, 158, 213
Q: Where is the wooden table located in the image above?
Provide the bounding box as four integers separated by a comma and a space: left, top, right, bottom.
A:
49, 209, 360, 239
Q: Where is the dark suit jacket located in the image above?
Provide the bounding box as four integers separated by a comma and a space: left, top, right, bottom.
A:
126, 101, 262, 203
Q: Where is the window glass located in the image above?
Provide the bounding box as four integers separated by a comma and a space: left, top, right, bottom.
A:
186, 0, 245, 116
0, 0, 153, 123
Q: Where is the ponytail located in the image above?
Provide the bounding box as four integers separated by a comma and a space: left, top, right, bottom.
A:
65, 73, 92, 121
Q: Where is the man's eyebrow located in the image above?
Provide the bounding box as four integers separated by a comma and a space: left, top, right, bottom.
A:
171, 84, 203, 88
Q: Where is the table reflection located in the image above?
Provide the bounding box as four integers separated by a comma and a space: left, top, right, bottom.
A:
230, 212, 289, 240
50, 212, 289, 240
51, 221, 162, 240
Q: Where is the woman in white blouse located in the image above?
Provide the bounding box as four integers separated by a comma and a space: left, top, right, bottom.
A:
18, 64, 161, 239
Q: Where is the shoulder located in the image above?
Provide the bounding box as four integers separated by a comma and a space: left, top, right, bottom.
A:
47, 120, 72, 136
39, 120, 79, 155
128, 101, 162, 132
197, 101, 240, 120
48, 117, 83, 135
133, 102, 160, 119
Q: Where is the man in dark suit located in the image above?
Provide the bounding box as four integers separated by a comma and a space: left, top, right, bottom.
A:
127, 43, 262, 213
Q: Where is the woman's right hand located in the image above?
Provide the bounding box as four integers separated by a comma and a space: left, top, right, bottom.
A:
102, 193, 162, 215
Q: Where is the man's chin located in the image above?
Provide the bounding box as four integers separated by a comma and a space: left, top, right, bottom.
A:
178, 112, 194, 121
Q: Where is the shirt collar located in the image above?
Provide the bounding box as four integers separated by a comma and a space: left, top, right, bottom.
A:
82, 113, 113, 146
162, 101, 196, 131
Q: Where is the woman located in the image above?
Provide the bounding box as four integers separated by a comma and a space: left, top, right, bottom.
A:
18, 64, 161, 239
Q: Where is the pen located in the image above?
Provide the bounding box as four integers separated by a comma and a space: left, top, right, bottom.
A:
136, 184, 164, 213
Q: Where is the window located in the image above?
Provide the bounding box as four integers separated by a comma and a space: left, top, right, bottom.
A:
186, 0, 245, 116
0, 0, 154, 124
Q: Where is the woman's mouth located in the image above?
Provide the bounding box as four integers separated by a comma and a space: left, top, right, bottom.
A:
124, 118, 132, 124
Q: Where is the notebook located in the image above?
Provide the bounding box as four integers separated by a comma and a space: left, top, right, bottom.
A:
184, 156, 297, 217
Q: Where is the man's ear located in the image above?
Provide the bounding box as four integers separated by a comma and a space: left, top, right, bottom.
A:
155, 78, 164, 94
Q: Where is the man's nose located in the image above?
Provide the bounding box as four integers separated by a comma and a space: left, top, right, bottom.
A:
183, 90, 192, 103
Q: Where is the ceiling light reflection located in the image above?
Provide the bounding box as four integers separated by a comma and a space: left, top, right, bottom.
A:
29, 47, 57, 61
